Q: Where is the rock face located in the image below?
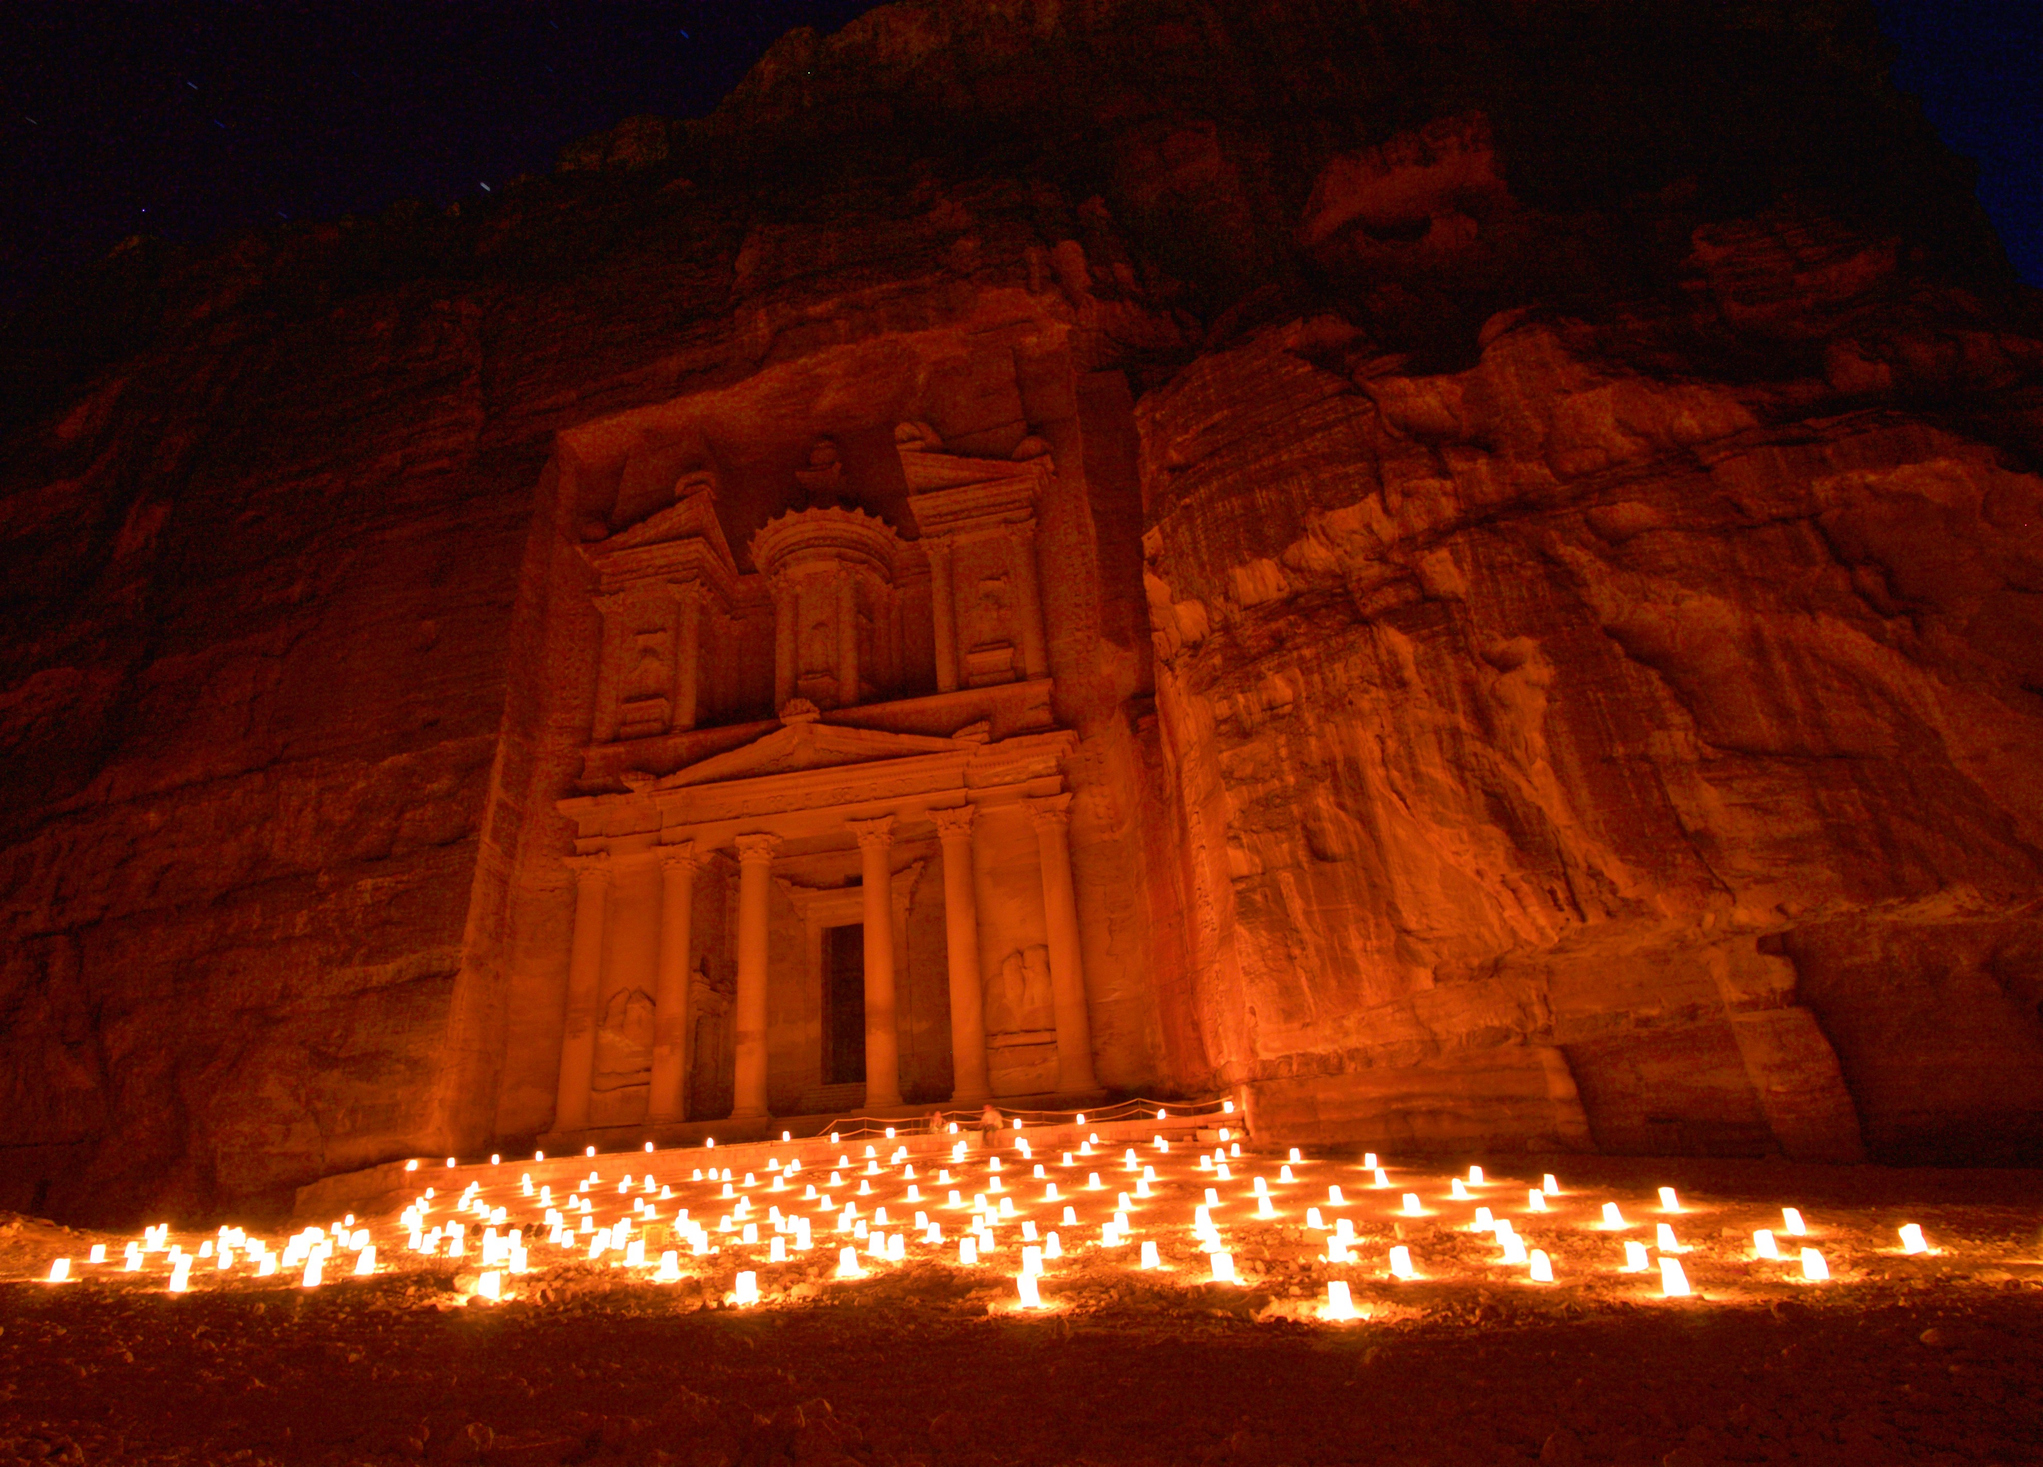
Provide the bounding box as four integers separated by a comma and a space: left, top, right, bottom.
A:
3, 0, 2041, 1223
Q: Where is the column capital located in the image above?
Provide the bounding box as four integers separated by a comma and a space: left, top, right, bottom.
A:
734, 832, 783, 865
1000, 516, 1039, 544
846, 814, 896, 851
930, 803, 977, 840
658, 840, 702, 872
1024, 792, 1073, 831
923, 534, 955, 563
564, 850, 613, 883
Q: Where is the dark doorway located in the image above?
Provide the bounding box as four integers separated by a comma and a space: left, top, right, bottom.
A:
824, 924, 866, 1085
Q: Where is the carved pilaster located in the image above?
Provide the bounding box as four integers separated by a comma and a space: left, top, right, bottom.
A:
846, 815, 901, 1108
1008, 520, 1049, 680
731, 832, 782, 1118
555, 851, 614, 1133
931, 803, 990, 1103
926, 538, 959, 693
1026, 793, 1097, 1093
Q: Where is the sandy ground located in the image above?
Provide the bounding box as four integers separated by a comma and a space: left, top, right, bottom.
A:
2, 1150, 2039, 1465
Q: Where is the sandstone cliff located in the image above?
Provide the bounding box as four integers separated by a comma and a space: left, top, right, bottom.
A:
3, 0, 2039, 1223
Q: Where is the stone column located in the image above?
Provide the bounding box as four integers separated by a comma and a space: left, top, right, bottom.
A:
931, 803, 990, 1104
771, 579, 796, 711
590, 594, 625, 744
836, 576, 860, 708
732, 833, 781, 1119
671, 585, 701, 732
1027, 794, 1098, 1092
1009, 521, 1049, 680
926, 539, 959, 693
847, 815, 903, 1108
647, 843, 699, 1124
554, 852, 613, 1133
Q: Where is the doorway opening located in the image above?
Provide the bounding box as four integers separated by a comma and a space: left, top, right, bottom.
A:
824, 923, 866, 1085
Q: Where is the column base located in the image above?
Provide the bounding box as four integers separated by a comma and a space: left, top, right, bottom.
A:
730, 1105, 770, 1120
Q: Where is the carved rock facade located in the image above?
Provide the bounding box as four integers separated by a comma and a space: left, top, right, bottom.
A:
3, 0, 2041, 1221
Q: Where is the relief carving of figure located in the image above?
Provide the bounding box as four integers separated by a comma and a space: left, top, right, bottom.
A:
968, 574, 1011, 650
985, 944, 1054, 1035
626, 632, 667, 702
593, 987, 656, 1090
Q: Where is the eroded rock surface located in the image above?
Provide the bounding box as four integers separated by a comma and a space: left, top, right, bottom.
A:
3, 0, 2040, 1222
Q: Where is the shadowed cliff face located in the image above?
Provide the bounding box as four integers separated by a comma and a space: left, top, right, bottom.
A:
2, 0, 2040, 1224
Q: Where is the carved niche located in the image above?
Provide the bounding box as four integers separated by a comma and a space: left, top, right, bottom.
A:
583, 470, 741, 743
898, 422, 1054, 692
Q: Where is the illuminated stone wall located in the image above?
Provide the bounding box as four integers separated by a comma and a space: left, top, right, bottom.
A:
3, 0, 2040, 1223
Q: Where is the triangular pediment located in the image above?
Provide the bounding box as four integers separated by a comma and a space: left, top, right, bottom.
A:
656, 717, 971, 789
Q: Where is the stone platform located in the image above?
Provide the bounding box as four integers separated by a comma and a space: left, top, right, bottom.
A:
292, 1097, 1237, 1224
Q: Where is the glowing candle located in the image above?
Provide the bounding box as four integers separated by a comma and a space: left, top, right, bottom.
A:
1623, 1241, 1649, 1272
1124, 1149, 1139, 1170
355, 1246, 377, 1276
1602, 1202, 1626, 1228
88, 1244, 106, 1265
1899, 1223, 1928, 1255
1500, 1231, 1528, 1265
838, 1247, 863, 1278
1135, 1179, 1151, 1198
1335, 1218, 1355, 1242
1022, 1245, 1044, 1277
1658, 1258, 1690, 1297
1373, 1168, 1389, 1188
1139, 1240, 1161, 1269
1800, 1248, 1829, 1281
1045, 1182, 1060, 1201
1062, 1206, 1077, 1226
1753, 1228, 1779, 1259
1658, 1186, 1680, 1213
1211, 1251, 1236, 1282
477, 1271, 502, 1301
1045, 1231, 1062, 1258
734, 1271, 759, 1305
1306, 1207, 1325, 1230
1279, 1165, 1295, 1184
657, 1250, 681, 1281
47, 1259, 70, 1283
124, 1243, 142, 1271
1088, 1173, 1103, 1190
1655, 1224, 1680, 1253
769, 1236, 787, 1263
1017, 1275, 1043, 1308
959, 1239, 978, 1267
1542, 1174, 1559, 1195
1529, 1250, 1554, 1283
1468, 1166, 1484, 1185
1388, 1246, 1415, 1280
1402, 1194, 1423, 1216
1323, 1280, 1357, 1321
1472, 1207, 1494, 1232
169, 1255, 194, 1292
1450, 1179, 1470, 1201
1782, 1208, 1806, 1236
300, 1256, 320, 1289
1527, 1190, 1547, 1213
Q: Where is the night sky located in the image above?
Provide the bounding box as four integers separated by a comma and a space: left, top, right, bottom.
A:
1, 0, 2037, 319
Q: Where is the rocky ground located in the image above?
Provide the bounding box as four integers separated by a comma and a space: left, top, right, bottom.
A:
2, 1153, 2039, 1465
